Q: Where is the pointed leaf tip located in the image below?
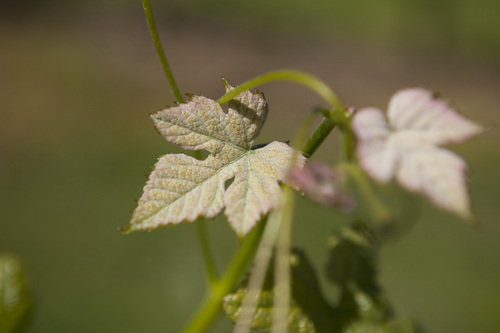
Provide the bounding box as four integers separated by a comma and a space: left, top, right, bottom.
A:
221, 77, 230, 89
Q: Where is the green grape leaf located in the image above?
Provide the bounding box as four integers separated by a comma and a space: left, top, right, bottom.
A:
327, 226, 421, 332
0, 254, 31, 333
223, 249, 335, 333
326, 224, 378, 294
383, 318, 421, 333
223, 288, 316, 333
343, 318, 419, 333
337, 281, 419, 333
289, 249, 337, 332
122, 80, 305, 237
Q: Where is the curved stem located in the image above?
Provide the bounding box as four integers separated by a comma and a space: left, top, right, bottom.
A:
142, 0, 184, 103
217, 70, 343, 111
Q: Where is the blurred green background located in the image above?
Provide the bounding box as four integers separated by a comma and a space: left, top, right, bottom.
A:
1, 0, 499, 332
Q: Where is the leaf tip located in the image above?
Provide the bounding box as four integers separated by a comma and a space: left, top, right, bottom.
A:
454, 205, 478, 225
117, 224, 132, 234
221, 77, 231, 90
465, 215, 482, 229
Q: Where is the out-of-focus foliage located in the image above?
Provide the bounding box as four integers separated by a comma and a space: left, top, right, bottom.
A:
352, 88, 482, 220
223, 227, 420, 332
161, 0, 500, 61
223, 249, 335, 332
5, 0, 499, 60
289, 163, 356, 212
0, 254, 31, 333
327, 225, 419, 333
326, 224, 378, 293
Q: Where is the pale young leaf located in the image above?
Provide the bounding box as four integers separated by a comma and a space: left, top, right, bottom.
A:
352, 88, 482, 220
123, 81, 305, 237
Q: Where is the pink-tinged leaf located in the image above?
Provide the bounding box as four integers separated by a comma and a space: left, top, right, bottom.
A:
123, 81, 305, 237
387, 88, 483, 145
396, 147, 471, 219
351, 108, 397, 183
289, 162, 355, 212
352, 88, 482, 220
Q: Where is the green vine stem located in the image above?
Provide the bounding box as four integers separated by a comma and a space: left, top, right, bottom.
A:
313, 107, 354, 162
142, 0, 184, 103
300, 106, 350, 158
182, 220, 266, 333
302, 117, 336, 156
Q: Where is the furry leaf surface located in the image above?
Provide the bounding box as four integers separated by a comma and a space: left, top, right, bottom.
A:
123, 81, 305, 236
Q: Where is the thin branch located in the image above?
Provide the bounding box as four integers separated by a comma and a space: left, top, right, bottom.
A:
142, 0, 184, 103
